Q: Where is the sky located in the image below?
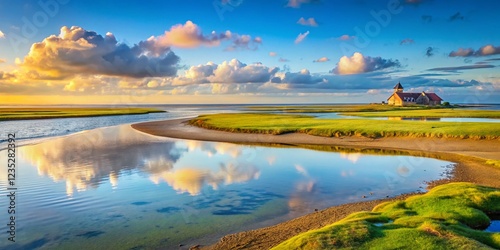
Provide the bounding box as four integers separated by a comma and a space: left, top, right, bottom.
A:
0, 0, 499, 104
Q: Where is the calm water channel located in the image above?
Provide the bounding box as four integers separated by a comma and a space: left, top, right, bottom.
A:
0, 124, 453, 249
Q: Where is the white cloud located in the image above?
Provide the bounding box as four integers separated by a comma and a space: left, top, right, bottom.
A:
338, 35, 355, 41
271, 69, 323, 85
173, 59, 279, 86
313, 57, 330, 63
333, 52, 400, 75
297, 17, 318, 27
295, 31, 310, 44
449, 48, 474, 57
0, 30, 4, 39
269, 52, 277, 57
142, 21, 229, 49
142, 21, 261, 52
449, 44, 500, 57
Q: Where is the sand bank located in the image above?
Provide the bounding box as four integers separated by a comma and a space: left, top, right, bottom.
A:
131, 118, 500, 249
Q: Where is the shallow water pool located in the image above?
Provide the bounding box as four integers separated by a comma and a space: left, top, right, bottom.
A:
0, 125, 453, 249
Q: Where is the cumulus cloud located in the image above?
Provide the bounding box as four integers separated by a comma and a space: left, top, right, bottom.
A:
173, 59, 278, 85
333, 52, 400, 75
279, 57, 290, 62
449, 45, 500, 57
19, 26, 179, 79
313, 57, 330, 63
142, 21, 229, 49
141, 21, 261, 52
400, 38, 415, 45
269, 52, 277, 57
271, 69, 323, 84
297, 17, 318, 27
295, 31, 310, 44
0, 30, 4, 39
338, 35, 355, 41
479, 45, 500, 56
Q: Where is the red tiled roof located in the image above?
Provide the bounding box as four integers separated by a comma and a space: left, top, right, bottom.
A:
387, 92, 443, 102
424, 93, 443, 101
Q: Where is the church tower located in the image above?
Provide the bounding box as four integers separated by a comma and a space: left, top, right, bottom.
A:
393, 82, 404, 93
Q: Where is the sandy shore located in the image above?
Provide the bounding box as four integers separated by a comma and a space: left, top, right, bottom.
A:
131, 118, 500, 249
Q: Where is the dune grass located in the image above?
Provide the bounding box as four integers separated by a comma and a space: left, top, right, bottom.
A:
0, 107, 165, 121
272, 183, 500, 250
341, 109, 500, 118
189, 113, 500, 139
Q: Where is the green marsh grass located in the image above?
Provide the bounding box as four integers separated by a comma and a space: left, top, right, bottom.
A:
273, 183, 500, 250
246, 104, 445, 113
341, 109, 500, 118
189, 113, 500, 139
0, 107, 165, 121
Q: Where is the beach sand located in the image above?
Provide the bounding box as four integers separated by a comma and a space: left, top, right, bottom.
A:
131, 118, 500, 249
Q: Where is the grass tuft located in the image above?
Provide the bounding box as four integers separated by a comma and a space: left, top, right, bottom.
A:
273, 183, 500, 250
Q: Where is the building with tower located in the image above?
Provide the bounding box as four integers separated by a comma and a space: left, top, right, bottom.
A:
387, 82, 443, 106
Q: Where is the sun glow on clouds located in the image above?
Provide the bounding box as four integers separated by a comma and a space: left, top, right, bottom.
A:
333, 52, 400, 75
0, 6, 498, 105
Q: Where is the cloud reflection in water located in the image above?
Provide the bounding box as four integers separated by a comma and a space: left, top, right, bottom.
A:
20, 125, 260, 196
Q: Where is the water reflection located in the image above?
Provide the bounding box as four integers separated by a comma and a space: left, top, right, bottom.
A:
19, 126, 261, 196
20, 126, 183, 195
0, 124, 454, 249
149, 163, 260, 195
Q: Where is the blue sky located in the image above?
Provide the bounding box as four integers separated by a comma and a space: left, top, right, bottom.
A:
0, 0, 499, 104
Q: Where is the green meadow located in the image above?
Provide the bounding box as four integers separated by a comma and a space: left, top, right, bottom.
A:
273, 183, 500, 250
189, 113, 500, 139
0, 107, 165, 121
246, 104, 446, 113
341, 109, 500, 118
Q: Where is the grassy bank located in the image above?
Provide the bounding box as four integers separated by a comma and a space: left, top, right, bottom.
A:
341, 109, 500, 118
0, 107, 165, 121
246, 104, 448, 113
189, 113, 500, 139
273, 183, 500, 250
